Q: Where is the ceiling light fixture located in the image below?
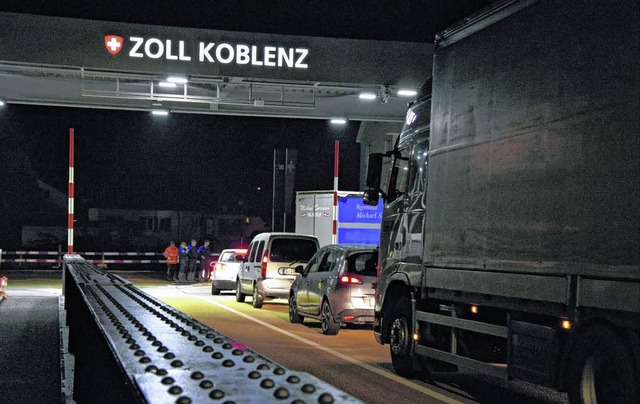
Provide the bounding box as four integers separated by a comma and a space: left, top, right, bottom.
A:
158, 81, 177, 88
166, 76, 189, 84
397, 89, 417, 97
358, 92, 377, 100
151, 109, 169, 116
330, 118, 347, 124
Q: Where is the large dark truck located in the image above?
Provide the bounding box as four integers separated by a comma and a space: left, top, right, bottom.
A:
364, 0, 639, 402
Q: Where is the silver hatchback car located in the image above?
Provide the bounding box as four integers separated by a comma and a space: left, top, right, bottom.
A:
289, 245, 378, 335
211, 248, 247, 295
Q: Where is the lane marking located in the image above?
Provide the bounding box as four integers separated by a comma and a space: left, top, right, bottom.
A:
193, 294, 463, 404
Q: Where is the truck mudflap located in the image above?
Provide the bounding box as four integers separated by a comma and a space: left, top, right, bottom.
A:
374, 329, 383, 344
508, 321, 560, 387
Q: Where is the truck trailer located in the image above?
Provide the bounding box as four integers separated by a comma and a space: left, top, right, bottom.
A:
364, 0, 639, 402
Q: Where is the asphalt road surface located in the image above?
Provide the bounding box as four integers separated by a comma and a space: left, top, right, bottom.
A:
123, 273, 569, 404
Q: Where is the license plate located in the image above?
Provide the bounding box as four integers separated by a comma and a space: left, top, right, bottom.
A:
278, 267, 297, 275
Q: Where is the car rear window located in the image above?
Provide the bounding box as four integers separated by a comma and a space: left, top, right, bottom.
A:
220, 251, 242, 262
348, 252, 378, 276
269, 238, 317, 263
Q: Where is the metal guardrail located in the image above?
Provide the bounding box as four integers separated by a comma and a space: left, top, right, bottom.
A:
63, 254, 360, 403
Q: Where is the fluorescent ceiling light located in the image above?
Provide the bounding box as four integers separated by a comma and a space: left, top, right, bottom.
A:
158, 81, 177, 88
151, 109, 169, 116
330, 118, 347, 124
166, 76, 188, 84
397, 89, 417, 97
0, 100, 5, 106
358, 92, 377, 100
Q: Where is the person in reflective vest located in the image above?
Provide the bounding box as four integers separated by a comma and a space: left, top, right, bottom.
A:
163, 240, 179, 281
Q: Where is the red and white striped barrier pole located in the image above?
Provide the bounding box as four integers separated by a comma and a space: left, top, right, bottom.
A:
68, 128, 75, 254
332, 141, 339, 244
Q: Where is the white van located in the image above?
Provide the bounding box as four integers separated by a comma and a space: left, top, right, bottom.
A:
236, 232, 319, 308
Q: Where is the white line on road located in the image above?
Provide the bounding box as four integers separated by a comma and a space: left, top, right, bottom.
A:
193, 294, 463, 404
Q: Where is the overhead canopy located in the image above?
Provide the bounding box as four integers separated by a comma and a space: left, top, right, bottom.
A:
0, 12, 432, 122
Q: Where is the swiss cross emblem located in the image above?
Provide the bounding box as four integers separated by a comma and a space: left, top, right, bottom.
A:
104, 35, 123, 56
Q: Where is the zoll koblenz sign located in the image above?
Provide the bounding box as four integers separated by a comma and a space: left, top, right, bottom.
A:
0, 12, 429, 85
104, 34, 309, 68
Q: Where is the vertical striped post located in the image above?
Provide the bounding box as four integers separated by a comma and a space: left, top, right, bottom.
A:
68, 128, 75, 254
332, 141, 339, 244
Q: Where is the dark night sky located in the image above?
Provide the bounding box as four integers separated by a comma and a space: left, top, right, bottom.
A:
0, 1, 495, 43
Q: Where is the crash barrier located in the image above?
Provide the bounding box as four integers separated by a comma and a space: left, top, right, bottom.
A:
1, 250, 165, 267
63, 255, 359, 403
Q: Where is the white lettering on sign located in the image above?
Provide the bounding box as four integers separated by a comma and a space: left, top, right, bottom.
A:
117, 36, 308, 69
217, 43, 235, 64
251, 45, 263, 66
178, 41, 191, 61
237, 45, 250, 64
145, 38, 164, 59
129, 37, 144, 58
264, 46, 276, 66
295, 49, 309, 68
199, 42, 214, 62
166, 40, 178, 60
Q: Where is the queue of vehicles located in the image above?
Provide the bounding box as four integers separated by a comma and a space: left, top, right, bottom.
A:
205, 232, 378, 336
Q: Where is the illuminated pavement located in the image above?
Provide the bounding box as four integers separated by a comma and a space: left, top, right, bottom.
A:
0, 272, 62, 403
0, 270, 568, 403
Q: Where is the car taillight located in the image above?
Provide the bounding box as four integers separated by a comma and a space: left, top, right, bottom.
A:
261, 250, 269, 278
340, 275, 363, 285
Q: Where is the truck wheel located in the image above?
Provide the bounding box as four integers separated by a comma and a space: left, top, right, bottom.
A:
235, 280, 245, 303
388, 294, 422, 377
211, 283, 220, 295
567, 325, 638, 404
289, 293, 304, 324
321, 300, 340, 335
252, 285, 264, 309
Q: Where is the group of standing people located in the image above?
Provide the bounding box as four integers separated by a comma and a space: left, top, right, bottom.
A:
163, 239, 212, 283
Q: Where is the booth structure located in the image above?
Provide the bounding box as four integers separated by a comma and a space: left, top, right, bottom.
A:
0, 12, 431, 123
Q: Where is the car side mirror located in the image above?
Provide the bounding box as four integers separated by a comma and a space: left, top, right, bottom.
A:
295, 265, 305, 274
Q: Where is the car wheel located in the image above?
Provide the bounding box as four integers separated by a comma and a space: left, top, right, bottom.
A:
567, 325, 638, 404
211, 283, 220, 295
321, 300, 340, 335
252, 285, 264, 309
289, 293, 304, 323
235, 279, 245, 303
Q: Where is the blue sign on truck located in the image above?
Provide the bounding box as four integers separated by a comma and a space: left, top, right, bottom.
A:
296, 191, 383, 247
